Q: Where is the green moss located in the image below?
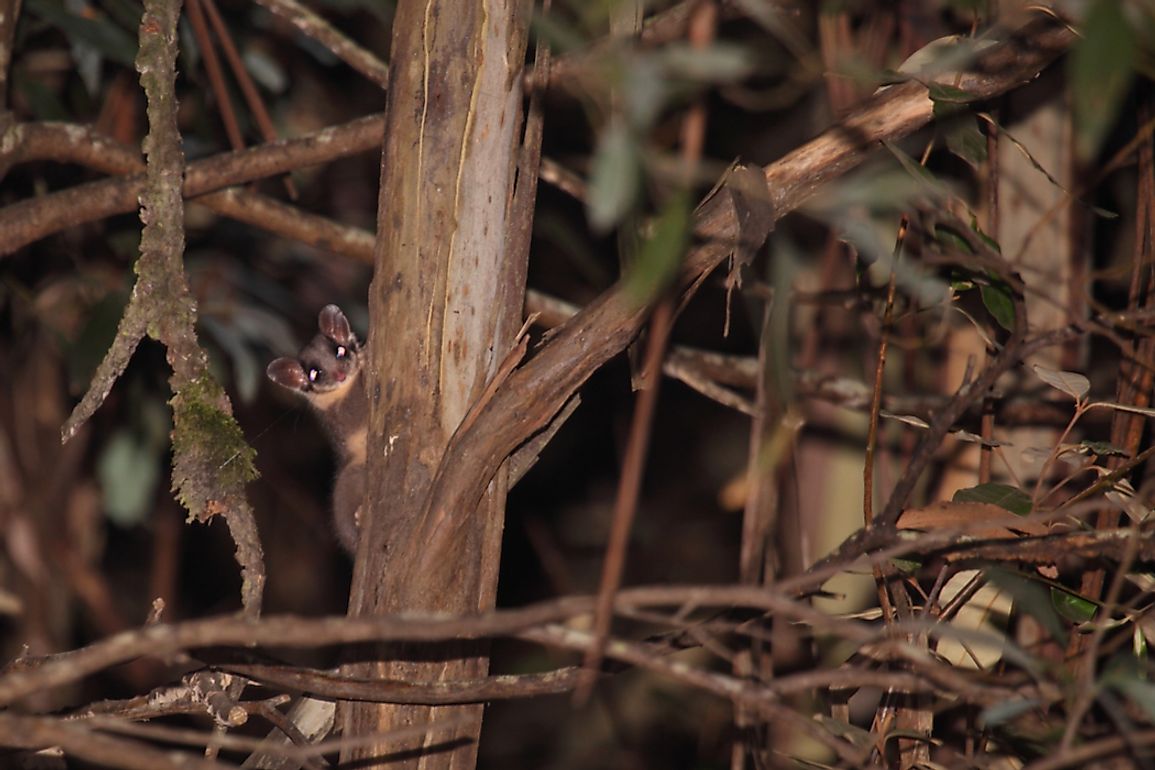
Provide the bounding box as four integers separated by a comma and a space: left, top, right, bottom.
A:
170, 375, 259, 521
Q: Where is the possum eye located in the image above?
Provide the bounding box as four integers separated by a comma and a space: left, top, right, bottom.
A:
335, 345, 347, 359
308, 367, 322, 383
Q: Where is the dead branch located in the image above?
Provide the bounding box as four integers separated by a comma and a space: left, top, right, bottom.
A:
0, 122, 378, 259
0, 713, 237, 770
0, 114, 384, 256
220, 661, 585, 704
0, 584, 875, 706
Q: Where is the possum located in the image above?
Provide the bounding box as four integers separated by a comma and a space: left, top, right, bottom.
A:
267, 305, 366, 553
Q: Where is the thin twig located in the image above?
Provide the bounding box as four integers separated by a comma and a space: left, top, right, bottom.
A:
577, 298, 676, 701
186, 0, 245, 151
201, 0, 297, 198
1059, 519, 1144, 751
254, 0, 390, 88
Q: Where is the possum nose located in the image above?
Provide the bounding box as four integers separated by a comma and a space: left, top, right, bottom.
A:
335, 371, 346, 382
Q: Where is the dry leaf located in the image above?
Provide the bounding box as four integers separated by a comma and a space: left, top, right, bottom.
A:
897, 500, 1049, 539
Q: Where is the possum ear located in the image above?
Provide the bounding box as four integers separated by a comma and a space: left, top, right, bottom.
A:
267, 358, 310, 392
318, 305, 355, 346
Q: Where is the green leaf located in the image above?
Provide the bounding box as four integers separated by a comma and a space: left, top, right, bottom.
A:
622, 53, 668, 131
975, 226, 1002, 254
97, 430, 160, 527
623, 193, 691, 305
930, 82, 978, 111
898, 35, 998, 84
812, 715, 874, 750
587, 121, 641, 233
979, 698, 1041, 728
930, 83, 982, 128
884, 142, 952, 200
822, 169, 935, 213
25, 0, 137, 67
1080, 440, 1130, 457
1070, 0, 1136, 161
102, 0, 148, 35
657, 42, 755, 83
890, 557, 922, 574
1051, 588, 1097, 624
1104, 657, 1155, 721
989, 113, 1119, 219
980, 281, 1016, 332
953, 482, 1032, 516
201, 317, 262, 403
1115, 678, 1155, 722
529, 11, 590, 54
243, 50, 288, 94
987, 569, 1067, 645
936, 226, 976, 255
1032, 365, 1091, 401
14, 73, 71, 121
943, 116, 988, 170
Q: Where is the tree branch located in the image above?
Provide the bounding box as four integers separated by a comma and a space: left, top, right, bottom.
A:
0, 114, 384, 255
407, 14, 1077, 593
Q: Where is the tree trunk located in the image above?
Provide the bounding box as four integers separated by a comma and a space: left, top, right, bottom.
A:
342, 0, 531, 766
